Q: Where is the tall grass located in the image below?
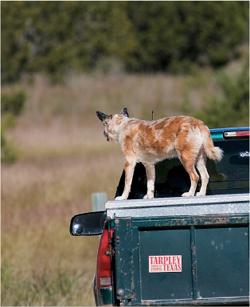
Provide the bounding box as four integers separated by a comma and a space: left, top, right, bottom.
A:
2, 109, 124, 306
2, 223, 99, 306
2, 141, 122, 305
15, 72, 215, 123
1, 68, 243, 306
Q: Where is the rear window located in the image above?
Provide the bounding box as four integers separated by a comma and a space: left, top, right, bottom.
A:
115, 138, 249, 199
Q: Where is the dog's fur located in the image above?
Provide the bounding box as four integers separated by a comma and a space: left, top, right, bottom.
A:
97, 108, 223, 200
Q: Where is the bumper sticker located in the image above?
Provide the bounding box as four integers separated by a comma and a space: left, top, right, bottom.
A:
149, 255, 182, 273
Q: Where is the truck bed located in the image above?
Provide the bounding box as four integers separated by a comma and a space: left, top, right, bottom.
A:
105, 194, 249, 306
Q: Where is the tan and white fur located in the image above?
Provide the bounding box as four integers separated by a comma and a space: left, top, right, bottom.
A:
97, 108, 223, 200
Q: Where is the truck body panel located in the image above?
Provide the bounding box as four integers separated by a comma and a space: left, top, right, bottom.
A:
107, 194, 249, 305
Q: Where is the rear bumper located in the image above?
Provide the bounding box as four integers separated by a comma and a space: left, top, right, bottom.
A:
93, 274, 113, 306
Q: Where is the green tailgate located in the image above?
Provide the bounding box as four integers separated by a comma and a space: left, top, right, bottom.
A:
114, 215, 249, 306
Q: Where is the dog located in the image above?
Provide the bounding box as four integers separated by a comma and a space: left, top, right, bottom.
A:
96, 108, 223, 200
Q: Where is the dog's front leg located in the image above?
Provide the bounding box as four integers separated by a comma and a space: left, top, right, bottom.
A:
115, 160, 136, 200
143, 162, 155, 199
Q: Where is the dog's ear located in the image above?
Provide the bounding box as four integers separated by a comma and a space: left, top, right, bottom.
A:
120, 108, 129, 117
96, 111, 108, 122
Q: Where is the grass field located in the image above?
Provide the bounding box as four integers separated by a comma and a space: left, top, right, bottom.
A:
1, 71, 232, 306
2, 115, 123, 306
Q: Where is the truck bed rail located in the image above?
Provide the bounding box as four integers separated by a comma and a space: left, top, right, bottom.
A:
106, 193, 249, 218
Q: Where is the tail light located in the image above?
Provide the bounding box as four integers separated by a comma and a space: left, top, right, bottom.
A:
224, 130, 249, 138
96, 228, 114, 287
236, 130, 250, 137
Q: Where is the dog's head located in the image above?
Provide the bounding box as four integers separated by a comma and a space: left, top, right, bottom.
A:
96, 108, 129, 143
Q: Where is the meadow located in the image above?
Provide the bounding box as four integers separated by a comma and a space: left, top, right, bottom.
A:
1, 69, 236, 306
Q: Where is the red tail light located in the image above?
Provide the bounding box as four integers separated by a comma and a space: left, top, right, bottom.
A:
96, 228, 114, 287
236, 130, 249, 137
224, 130, 249, 138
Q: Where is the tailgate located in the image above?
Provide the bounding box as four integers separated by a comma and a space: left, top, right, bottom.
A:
106, 194, 249, 306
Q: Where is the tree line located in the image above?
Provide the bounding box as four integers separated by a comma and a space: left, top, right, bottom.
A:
1, 1, 249, 83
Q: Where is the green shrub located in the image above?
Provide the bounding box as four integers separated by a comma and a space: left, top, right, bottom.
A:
1, 130, 18, 163
195, 61, 249, 128
1, 90, 26, 116
1, 90, 26, 163
1, 2, 248, 83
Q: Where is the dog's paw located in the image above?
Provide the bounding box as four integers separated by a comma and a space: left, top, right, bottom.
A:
195, 191, 205, 196
115, 195, 127, 201
143, 193, 154, 199
181, 192, 194, 197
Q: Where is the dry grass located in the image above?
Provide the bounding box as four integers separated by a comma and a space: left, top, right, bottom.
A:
2, 114, 123, 306
14, 72, 216, 123
2, 72, 221, 306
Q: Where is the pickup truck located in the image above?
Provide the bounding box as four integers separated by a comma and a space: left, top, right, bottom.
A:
70, 127, 249, 306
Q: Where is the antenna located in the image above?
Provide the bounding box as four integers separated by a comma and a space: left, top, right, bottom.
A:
152, 111, 154, 120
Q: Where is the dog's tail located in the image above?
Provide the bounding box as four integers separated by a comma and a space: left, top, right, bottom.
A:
201, 125, 223, 162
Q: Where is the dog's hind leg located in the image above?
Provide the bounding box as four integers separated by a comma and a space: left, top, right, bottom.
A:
179, 151, 199, 197
195, 148, 209, 196
142, 162, 155, 199
115, 160, 136, 200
